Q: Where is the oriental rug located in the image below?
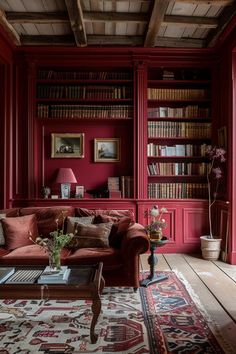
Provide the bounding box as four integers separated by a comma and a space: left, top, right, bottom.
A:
0, 271, 232, 354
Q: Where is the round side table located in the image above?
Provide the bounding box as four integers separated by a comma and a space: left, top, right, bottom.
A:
140, 238, 169, 287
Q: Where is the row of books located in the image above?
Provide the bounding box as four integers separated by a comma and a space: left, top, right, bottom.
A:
147, 143, 209, 157
107, 176, 133, 198
37, 85, 132, 100
148, 182, 208, 199
147, 88, 209, 100
147, 162, 208, 176
148, 121, 212, 138
37, 104, 133, 119
147, 106, 210, 118
38, 70, 132, 81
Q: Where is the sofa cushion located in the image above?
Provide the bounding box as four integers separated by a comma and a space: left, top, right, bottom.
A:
0, 208, 20, 217
66, 216, 94, 234
0, 214, 6, 246
95, 215, 134, 248
67, 222, 113, 249
66, 247, 123, 270
20, 206, 74, 237
1, 244, 71, 266
1, 214, 38, 251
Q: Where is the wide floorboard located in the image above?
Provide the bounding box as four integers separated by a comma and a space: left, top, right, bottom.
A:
140, 253, 236, 350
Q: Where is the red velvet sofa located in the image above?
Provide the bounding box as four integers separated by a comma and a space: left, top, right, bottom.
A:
0, 206, 149, 288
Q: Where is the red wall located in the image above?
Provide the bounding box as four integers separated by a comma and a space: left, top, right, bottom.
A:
37, 120, 133, 196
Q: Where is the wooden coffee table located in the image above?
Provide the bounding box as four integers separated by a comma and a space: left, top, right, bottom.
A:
0, 263, 104, 344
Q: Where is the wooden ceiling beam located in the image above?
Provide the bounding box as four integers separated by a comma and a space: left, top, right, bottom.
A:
174, 0, 234, 4
21, 35, 75, 45
144, 0, 173, 47
6, 11, 68, 24
163, 15, 218, 28
87, 35, 143, 46
0, 9, 20, 45
206, 2, 236, 46
155, 36, 205, 48
83, 11, 148, 23
65, 0, 87, 47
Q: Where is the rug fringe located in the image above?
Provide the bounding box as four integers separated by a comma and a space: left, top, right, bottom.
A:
173, 269, 235, 354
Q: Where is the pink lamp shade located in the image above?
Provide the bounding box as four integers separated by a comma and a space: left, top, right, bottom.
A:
55, 168, 77, 184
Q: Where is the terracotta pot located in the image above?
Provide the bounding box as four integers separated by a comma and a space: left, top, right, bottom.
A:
200, 235, 222, 261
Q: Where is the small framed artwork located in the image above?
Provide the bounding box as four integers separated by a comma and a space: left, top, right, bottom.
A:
218, 126, 227, 149
75, 185, 85, 198
51, 133, 84, 158
94, 138, 120, 162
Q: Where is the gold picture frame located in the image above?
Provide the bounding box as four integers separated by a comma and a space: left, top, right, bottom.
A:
51, 133, 84, 158
94, 138, 120, 162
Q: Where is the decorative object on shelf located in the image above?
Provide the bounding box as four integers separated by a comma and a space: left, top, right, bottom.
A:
51, 133, 84, 158
94, 138, 120, 162
40, 186, 51, 199
75, 185, 85, 198
55, 168, 77, 199
29, 211, 74, 270
200, 145, 226, 260
145, 205, 167, 240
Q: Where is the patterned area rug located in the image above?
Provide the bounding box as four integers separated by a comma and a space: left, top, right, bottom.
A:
0, 271, 232, 353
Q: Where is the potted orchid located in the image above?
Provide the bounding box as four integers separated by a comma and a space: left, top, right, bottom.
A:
145, 205, 168, 241
200, 145, 226, 260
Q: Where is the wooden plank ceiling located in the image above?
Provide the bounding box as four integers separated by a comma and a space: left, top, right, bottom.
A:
0, 0, 236, 48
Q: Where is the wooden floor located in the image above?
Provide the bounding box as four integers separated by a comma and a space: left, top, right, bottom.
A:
140, 253, 236, 350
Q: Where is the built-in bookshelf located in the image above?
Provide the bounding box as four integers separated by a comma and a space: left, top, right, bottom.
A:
147, 67, 212, 199
36, 69, 133, 120
35, 67, 134, 199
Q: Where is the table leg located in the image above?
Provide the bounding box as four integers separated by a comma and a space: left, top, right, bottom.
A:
140, 242, 168, 287
90, 295, 101, 344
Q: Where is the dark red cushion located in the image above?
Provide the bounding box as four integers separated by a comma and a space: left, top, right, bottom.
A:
1, 214, 39, 251
20, 206, 75, 237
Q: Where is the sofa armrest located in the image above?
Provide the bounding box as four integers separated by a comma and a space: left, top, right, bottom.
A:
121, 223, 150, 257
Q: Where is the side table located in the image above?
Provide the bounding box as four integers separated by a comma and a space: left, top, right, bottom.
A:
140, 238, 168, 287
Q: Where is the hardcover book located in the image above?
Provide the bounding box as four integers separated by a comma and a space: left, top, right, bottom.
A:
0, 267, 15, 284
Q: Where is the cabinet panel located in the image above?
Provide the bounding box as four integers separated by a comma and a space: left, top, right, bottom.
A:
183, 207, 209, 243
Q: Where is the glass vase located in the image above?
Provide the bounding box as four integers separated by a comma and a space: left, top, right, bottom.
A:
48, 249, 61, 270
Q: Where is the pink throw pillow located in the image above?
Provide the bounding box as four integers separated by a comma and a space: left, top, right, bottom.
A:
1, 214, 38, 251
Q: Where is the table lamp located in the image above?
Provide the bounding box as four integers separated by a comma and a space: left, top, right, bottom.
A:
55, 168, 77, 199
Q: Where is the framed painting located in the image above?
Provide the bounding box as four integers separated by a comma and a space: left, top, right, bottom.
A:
51, 133, 84, 158
94, 138, 120, 162
75, 185, 85, 198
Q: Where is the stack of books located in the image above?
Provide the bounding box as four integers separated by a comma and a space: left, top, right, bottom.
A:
37, 266, 71, 284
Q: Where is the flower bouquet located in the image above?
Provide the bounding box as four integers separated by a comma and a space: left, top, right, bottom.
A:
29, 211, 74, 270
145, 205, 168, 241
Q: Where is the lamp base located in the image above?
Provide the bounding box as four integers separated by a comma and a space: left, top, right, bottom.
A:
61, 183, 71, 199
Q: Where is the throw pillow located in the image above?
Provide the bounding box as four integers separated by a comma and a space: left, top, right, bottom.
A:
94, 215, 134, 248
0, 214, 6, 246
1, 214, 39, 251
66, 216, 94, 234
67, 222, 113, 249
